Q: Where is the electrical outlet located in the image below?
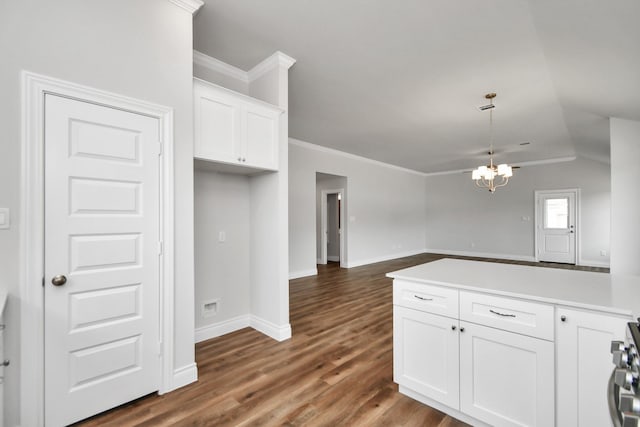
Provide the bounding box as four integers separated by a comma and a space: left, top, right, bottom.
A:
218, 231, 226, 243
600, 250, 607, 257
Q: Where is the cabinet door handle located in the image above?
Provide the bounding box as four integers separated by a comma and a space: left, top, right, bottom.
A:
489, 309, 516, 318
413, 295, 433, 301
560, 315, 567, 322
451, 325, 457, 331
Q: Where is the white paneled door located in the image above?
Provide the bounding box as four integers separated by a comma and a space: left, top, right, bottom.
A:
536, 190, 577, 264
44, 94, 161, 426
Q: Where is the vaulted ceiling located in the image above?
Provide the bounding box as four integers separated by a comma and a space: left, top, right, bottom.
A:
194, 0, 640, 173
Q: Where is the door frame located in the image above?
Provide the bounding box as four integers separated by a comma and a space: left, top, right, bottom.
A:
320, 188, 345, 268
534, 188, 580, 264
20, 71, 177, 426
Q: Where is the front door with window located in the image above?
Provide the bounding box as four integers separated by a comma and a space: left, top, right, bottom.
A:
535, 190, 577, 264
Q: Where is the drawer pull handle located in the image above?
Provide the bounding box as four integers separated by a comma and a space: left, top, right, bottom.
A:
489, 309, 516, 318
413, 295, 433, 301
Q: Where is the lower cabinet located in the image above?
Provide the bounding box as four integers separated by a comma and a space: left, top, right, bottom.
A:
393, 306, 459, 409
394, 282, 632, 427
556, 307, 629, 427
459, 322, 555, 427
394, 306, 554, 427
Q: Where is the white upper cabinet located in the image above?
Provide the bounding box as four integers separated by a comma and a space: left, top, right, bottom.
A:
194, 78, 282, 172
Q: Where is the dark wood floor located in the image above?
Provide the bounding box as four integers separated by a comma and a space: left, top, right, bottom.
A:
76, 253, 606, 426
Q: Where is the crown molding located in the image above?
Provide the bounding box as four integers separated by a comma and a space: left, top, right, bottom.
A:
290, 138, 579, 178
423, 156, 578, 177
288, 138, 427, 177
193, 50, 297, 85
168, 0, 204, 15
248, 51, 297, 82
193, 50, 249, 83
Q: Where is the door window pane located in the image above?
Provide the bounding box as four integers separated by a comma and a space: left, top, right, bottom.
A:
544, 198, 568, 229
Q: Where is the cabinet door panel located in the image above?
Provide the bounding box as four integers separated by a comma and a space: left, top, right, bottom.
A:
393, 306, 459, 409
460, 322, 554, 427
195, 93, 240, 163
556, 308, 628, 427
245, 108, 278, 170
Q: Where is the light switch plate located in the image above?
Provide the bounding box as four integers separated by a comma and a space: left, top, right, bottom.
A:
0, 208, 9, 229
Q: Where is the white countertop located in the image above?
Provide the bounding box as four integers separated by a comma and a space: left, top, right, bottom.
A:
387, 259, 640, 317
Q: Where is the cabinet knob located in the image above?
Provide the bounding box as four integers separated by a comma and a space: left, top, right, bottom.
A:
615, 368, 638, 390
460, 327, 465, 332
620, 393, 640, 414
613, 350, 631, 368
451, 325, 456, 331
242, 158, 246, 162
612, 340, 626, 353
622, 413, 640, 427
560, 315, 567, 322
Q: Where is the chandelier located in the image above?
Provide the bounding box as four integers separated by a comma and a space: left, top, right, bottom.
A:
471, 93, 513, 193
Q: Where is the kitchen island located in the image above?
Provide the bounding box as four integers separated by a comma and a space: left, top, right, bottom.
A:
387, 259, 640, 427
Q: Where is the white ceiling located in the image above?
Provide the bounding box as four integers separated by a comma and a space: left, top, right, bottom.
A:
194, 0, 640, 173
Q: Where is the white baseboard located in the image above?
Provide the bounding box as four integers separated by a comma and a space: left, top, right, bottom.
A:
579, 258, 610, 268
327, 255, 340, 262
194, 314, 291, 345
170, 363, 198, 392
345, 248, 425, 268
250, 315, 292, 342
194, 315, 250, 343
289, 268, 318, 280
424, 248, 536, 263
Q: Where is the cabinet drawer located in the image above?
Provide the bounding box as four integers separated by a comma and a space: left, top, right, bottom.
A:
460, 291, 554, 341
393, 280, 458, 318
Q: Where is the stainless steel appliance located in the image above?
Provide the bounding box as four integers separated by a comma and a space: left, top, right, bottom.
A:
610, 321, 640, 426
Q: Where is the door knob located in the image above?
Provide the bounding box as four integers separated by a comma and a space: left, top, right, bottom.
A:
51, 275, 67, 286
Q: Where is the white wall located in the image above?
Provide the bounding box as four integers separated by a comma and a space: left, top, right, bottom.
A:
193, 55, 292, 340
289, 139, 427, 277
194, 170, 251, 329
424, 157, 611, 266
610, 118, 640, 275
248, 65, 291, 335
0, 1, 196, 424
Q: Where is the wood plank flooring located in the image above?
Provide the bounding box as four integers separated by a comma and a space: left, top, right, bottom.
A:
75, 253, 607, 426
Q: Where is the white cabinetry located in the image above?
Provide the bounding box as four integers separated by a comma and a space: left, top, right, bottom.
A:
459, 322, 554, 427
194, 78, 282, 172
556, 307, 628, 427
393, 306, 460, 409
393, 281, 555, 427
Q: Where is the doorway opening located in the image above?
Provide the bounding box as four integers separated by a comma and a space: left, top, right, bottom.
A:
316, 173, 347, 268
535, 189, 579, 264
